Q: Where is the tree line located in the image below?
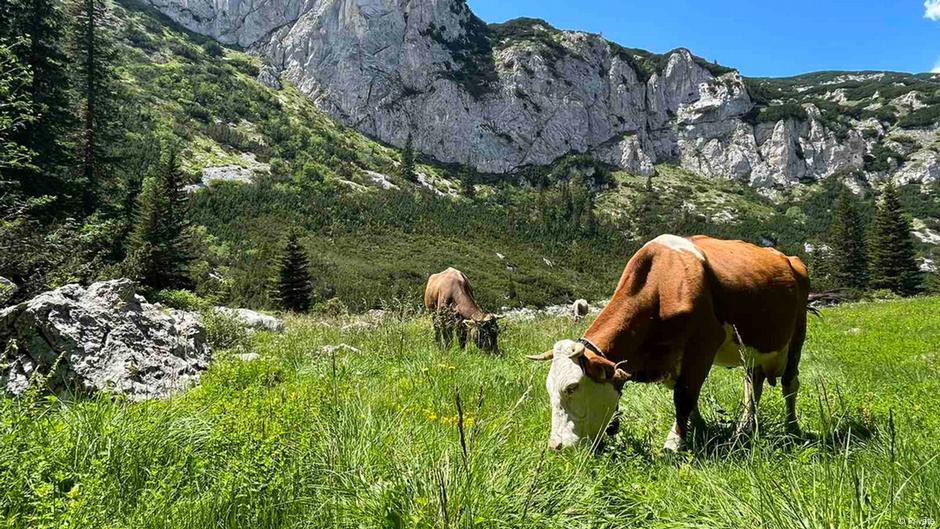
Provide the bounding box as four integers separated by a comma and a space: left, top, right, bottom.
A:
816, 181, 930, 297
1, 0, 935, 314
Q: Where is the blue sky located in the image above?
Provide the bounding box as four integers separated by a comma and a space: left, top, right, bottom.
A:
467, 0, 940, 78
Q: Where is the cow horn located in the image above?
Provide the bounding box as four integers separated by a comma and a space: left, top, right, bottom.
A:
526, 350, 554, 361
612, 368, 631, 384
462, 319, 475, 326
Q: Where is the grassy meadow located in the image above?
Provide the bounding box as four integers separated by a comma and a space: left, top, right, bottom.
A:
1, 297, 939, 528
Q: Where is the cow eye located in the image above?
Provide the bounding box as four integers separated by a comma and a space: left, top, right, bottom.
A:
563, 383, 579, 395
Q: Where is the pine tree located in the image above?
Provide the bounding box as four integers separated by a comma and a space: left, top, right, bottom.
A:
868, 182, 920, 296
126, 150, 192, 290
69, 0, 117, 213
826, 187, 868, 290
276, 233, 313, 313
400, 133, 416, 182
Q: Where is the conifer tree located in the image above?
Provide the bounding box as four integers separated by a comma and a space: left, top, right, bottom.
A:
1, 0, 73, 202
400, 133, 416, 183
459, 166, 475, 198
69, 0, 117, 213
126, 151, 191, 290
276, 233, 313, 313
826, 187, 868, 290
868, 182, 920, 295
0, 40, 35, 171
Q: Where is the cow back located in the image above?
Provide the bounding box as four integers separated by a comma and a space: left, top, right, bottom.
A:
690, 236, 809, 354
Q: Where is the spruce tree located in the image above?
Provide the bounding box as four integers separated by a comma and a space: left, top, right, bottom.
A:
276, 233, 313, 313
126, 150, 191, 290
2, 0, 73, 203
826, 187, 868, 290
0, 40, 35, 171
400, 133, 416, 183
69, 0, 117, 213
868, 182, 920, 296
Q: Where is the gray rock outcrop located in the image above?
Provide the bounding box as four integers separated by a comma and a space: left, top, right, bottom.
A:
0, 280, 211, 400
145, 0, 940, 187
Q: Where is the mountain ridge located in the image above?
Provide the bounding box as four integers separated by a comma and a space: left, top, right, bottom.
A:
142, 0, 939, 188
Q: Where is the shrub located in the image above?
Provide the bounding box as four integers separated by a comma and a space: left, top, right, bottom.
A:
152, 289, 210, 311
311, 298, 348, 318
897, 105, 940, 129
201, 309, 252, 351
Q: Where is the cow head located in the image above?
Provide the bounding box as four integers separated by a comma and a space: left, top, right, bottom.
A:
463, 314, 501, 352
527, 340, 629, 450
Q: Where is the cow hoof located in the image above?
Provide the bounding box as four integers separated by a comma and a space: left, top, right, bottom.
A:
663, 428, 686, 453
605, 416, 621, 437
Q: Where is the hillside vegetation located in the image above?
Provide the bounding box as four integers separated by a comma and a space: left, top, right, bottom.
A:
101, 1, 940, 312
1, 297, 937, 527
5, 0, 937, 313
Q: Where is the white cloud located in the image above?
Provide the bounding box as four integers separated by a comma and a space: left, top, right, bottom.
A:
933, 59, 940, 73
926, 0, 940, 21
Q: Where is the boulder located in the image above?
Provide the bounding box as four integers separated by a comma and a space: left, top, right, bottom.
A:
213, 306, 284, 332
0, 279, 211, 400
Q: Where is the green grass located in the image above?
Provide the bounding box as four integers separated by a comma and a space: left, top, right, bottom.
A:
1, 297, 938, 528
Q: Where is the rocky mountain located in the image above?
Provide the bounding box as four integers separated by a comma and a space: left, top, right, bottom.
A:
144, 0, 940, 188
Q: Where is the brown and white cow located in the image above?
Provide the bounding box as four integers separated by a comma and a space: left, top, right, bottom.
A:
528, 234, 810, 451
424, 268, 501, 352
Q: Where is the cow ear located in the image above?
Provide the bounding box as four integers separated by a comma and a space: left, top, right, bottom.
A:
582, 352, 632, 386
580, 352, 611, 382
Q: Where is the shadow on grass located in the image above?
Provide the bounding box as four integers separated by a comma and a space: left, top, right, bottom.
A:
600, 407, 881, 462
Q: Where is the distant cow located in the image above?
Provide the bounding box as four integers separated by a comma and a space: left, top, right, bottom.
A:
572, 299, 589, 321
424, 268, 501, 352
528, 235, 809, 452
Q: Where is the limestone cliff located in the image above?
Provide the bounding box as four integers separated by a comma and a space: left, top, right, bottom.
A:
146, 0, 940, 186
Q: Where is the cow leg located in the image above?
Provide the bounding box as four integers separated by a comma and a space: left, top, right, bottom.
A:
782, 313, 806, 436
783, 377, 800, 435
735, 367, 765, 438
690, 404, 707, 431
665, 377, 706, 452
665, 324, 723, 453
457, 324, 468, 349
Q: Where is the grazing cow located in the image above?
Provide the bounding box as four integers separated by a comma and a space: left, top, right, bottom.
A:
572, 299, 589, 321
528, 235, 809, 452
424, 268, 501, 352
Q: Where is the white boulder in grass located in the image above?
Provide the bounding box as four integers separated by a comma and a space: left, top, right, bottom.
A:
0, 279, 211, 400
212, 307, 284, 333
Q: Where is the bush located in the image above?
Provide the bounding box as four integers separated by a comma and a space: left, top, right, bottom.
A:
897, 105, 940, 129
201, 309, 252, 351
152, 289, 211, 311
311, 298, 348, 319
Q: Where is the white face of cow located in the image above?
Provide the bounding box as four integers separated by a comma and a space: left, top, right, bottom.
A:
544, 340, 621, 450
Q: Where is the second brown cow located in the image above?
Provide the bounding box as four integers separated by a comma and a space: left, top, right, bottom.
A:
424, 268, 501, 352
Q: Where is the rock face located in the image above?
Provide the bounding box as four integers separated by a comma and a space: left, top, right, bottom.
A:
0, 280, 211, 400
145, 0, 940, 187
